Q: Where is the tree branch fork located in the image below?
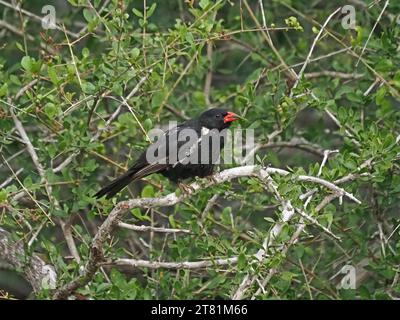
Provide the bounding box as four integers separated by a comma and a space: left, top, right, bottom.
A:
52, 164, 361, 299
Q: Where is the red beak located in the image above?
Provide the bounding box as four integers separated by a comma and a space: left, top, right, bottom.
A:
223, 111, 240, 123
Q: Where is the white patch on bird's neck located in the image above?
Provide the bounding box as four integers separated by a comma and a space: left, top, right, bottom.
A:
201, 126, 210, 136
173, 127, 209, 168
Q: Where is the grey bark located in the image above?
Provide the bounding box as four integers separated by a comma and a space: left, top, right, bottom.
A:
0, 227, 57, 294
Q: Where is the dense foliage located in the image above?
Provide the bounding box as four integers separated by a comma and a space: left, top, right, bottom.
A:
0, 0, 400, 300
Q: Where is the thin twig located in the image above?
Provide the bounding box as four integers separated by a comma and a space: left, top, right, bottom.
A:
296, 209, 341, 241
356, 0, 390, 66
318, 149, 339, 177
201, 194, 219, 222
0, 0, 79, 38
53, 71, 151, 173
0, 168, 23, 188
290, 7, 342, 97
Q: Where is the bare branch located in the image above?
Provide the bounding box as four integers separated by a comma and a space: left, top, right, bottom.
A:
10, 108, 46, 180
117, 221, 191, 234
304, 71, 364, 80
53, 165, 361, 299
104, 257, 238, 270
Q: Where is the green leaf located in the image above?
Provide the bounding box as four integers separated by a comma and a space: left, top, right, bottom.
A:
294, 245, 305, 259
143, 118, 152, 131
112, 83, 123, 96
199, 0, 210, 9
192, 91, 206, 107
375, 87, 387, 106
81, 81, 96, 94
131, 48, 140, 59
0, 83, 8, 97
151, 91, 165, 109
47, 66, 59, 85
132, 8, 143, 18
221, 206, 232, 225
82, 47, 90, 58
16, 42, 24, 52
21, 56, 33, 72
87, 17, 100, 32
130, 208, 151, 222
53, 208, 68, 218
21, 56, 41, 73
141, 185, 154, 198
168, 215, 176, 228
44, 102, 58, 119
147, 3, 157, 17
334, 85, 353, 99
0, 189, 8, 202
83, 9, 94, 22
263, 217, 275, 223
238, 252, 246, 269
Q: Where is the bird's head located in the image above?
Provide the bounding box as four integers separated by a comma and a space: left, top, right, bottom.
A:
199, 108, 240, 130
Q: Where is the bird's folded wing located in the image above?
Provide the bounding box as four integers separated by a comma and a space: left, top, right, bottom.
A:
131, 162, 168, 180
173, 128, 222, 167
148, 122, 218, 168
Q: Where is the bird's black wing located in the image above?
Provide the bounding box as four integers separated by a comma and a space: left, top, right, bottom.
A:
95, 120, 201, 198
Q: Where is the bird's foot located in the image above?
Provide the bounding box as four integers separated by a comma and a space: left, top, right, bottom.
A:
205, 175, 218, 184
178, 182, 195, 195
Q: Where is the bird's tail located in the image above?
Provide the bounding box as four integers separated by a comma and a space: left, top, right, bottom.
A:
95, 170, 136, 199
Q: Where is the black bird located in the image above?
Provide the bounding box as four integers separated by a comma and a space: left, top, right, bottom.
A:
95, 108, 240, 198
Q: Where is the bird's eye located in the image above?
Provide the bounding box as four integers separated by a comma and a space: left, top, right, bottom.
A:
215, 114, 221, 118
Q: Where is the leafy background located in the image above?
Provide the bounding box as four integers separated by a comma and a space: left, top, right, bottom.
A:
0, 0, 400, 299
